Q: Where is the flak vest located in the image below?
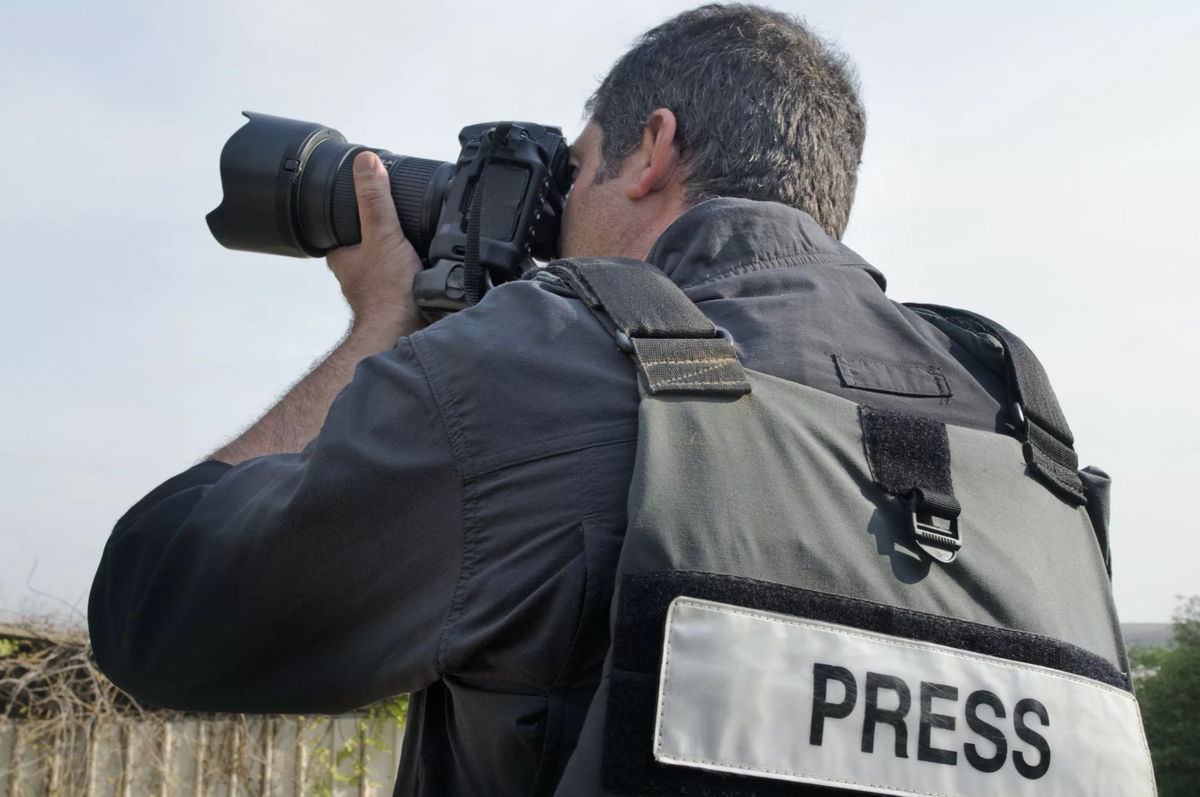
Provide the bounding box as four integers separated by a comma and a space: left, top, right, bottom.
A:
541, 259, 1155, 797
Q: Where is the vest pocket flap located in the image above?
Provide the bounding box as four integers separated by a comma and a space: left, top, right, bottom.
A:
834, 354, 951, 398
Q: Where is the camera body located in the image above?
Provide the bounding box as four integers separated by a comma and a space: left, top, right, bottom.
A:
206, 113, 574, 321
415, 121, 569, 319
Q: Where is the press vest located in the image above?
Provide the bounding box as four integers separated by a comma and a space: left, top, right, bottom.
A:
542, 258, 1153, 796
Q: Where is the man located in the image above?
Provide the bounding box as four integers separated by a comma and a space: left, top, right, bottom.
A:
91, 5, 1010, 795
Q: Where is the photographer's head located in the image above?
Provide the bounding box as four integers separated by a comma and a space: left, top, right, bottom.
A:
559, 3, 866, 259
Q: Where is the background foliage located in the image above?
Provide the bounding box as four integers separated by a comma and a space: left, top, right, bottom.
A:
1129, 595, 1200, 797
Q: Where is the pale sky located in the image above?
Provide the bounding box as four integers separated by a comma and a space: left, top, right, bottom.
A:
1, 0, 1197, 624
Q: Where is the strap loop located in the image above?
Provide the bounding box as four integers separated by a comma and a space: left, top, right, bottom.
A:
545, 258, 750, 397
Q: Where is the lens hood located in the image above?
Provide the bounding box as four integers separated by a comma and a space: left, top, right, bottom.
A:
206, 112, 344, 258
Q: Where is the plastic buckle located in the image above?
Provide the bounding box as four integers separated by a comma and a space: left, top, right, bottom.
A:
1010, 402, 1027, 433
615, 330, 635, 354
907, 493, 962, 564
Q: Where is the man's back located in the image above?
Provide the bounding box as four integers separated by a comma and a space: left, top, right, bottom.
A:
388, 197, 1013, 793
90, 198, 1008, 794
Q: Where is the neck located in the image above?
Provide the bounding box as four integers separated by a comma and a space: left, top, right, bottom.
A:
623, 199, 689, 260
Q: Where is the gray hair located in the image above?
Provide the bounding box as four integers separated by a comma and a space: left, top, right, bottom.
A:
585, 4, 866, 240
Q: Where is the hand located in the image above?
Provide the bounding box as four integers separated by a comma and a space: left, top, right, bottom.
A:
326, 151, 425, 341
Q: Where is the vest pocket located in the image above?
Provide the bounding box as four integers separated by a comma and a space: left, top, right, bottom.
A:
834, 353, 952, 398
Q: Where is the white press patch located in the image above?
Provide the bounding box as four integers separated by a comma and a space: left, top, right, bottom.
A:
653, 598, 1156, 797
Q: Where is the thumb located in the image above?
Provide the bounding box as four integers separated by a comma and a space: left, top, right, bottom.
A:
352, 151, 404, 244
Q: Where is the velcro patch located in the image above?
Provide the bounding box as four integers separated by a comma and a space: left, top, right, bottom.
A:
653, 598, 1155, 797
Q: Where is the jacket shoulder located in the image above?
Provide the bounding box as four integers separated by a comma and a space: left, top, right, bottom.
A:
408, 280, 640, 477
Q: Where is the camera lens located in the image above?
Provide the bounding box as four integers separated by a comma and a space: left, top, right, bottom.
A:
206, 112, 451, 260
315, 148, 452, 257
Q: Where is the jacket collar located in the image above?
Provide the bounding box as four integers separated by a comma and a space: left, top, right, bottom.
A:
644, 197, 886, 292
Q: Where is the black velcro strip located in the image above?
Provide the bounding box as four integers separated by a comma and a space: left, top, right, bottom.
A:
860, 406, 959, 515
610, 572, 1128, 686
601, 570, 1130, 796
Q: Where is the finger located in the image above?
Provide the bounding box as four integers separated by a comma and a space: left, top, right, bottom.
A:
353, 151, 404, 244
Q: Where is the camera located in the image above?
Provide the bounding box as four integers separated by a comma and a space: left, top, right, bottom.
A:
206, 112, 574, 320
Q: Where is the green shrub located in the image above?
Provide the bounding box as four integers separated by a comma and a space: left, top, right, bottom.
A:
1129, 596, 1200, 797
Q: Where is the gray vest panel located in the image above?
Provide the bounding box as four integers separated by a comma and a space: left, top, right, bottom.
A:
544, 259, 1145, 796
621, 370, 1124, 667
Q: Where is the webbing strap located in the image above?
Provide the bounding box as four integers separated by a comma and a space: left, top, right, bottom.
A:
906, 303, 1086, 505
544, 258, 750, 396
860, 406, 963, 562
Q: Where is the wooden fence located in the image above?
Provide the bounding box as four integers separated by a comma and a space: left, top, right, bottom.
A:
0, 718, 404, 797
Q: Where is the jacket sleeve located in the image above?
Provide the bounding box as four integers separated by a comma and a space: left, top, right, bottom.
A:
88, 335, 462, 714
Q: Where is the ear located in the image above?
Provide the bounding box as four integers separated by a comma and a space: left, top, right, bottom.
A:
625, 108, 681, 201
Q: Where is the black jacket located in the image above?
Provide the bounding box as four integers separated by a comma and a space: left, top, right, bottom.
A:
90, 198, 1007, 795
